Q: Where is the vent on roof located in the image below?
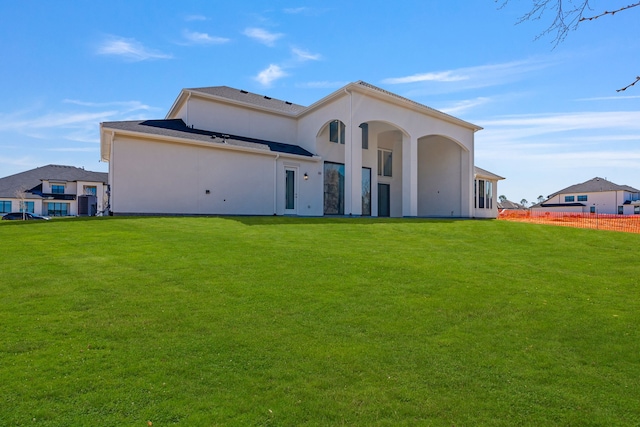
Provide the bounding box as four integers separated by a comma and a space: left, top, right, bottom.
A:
240, 90, 248, 94
264, 96, 271, 100
285, 101, 292, 105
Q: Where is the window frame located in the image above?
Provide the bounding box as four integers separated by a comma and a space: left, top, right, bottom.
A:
577, 195, 588, 202
359, 123, 368, 149
564, 195, 575, 202
377, 149, 392, 177
329, 120, 345, 144
0, 200, 11, 213
51, 184, 65, 194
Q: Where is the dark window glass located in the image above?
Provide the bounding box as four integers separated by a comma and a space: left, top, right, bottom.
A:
329, 120, 345, 144
360, 123, 368, 149
577, 195, 587, 201
324, 162, 345, 215
362, 168, 371, 216
0, 200, 11, 213
565, 195, 575, 202
52, 185, 65, 194
478, 180, 485, 209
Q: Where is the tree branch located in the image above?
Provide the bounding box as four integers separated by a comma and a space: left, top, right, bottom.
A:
580, 2, 640, 21
617, 76, 640, 92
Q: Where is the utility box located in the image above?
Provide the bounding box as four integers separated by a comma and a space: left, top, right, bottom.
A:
78, 195, 97, 216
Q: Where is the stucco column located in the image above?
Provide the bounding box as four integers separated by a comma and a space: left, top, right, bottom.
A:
350, 122, 363, 216
402, 135, 418, 217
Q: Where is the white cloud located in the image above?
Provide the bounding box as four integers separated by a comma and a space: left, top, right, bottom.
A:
0, 99, 156, 144
255, 64, 288, 87
97, 36, 172, 61
182, 30, 230, 45
184, 14, 207, 21
283, 7, 309, 14
438, 97, 492, 115
576, 95, 640, 101
291, 47, 321, 61
243, 27, 284, 46
382, 58, 554, 93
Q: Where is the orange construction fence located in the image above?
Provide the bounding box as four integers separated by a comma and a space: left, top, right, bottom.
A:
497, 210, 640, 234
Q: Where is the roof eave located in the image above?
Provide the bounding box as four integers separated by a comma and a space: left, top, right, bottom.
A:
169, 89, 301, 119
101, 125, 321, 162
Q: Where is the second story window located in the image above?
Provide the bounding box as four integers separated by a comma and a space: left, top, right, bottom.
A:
52, 184, 65, 194
329, 120, 345, 144
378, 149, 392, 177
360, 123, 368, 149
577, 195, 587, 201
565, 195, 574, 202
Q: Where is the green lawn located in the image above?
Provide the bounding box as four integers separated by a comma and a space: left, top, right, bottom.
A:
1, 217, 639, 426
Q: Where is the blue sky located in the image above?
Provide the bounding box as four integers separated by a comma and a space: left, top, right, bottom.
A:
1, 1, 639, 203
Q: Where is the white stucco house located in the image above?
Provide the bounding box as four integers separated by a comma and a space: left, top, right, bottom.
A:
531, 177, 640, 215
0, 165, 108, 217
100, 81, 502, 218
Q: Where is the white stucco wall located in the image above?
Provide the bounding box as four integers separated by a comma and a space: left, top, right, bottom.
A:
110, 135, 321, 216
176, 97, 299, 146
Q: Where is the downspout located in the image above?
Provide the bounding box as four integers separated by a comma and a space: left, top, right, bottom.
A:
109, 130, 115, 215
273, 153, 280, 215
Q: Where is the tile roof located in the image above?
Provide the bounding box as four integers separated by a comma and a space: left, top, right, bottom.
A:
187, 86, 306, 115
103, 119, 315, 157
0, 165, 107, 198
548, 177, 640, 197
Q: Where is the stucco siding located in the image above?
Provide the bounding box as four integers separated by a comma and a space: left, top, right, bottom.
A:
111, 136, 277, 215
184, 97, 299, 145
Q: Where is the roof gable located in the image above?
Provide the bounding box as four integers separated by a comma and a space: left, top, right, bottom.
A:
549, 177, 640, 197
0, 165, 107, 198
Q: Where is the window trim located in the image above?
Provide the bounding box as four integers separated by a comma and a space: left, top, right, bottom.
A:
564, 195, 575, 202
377, 149, 392, 177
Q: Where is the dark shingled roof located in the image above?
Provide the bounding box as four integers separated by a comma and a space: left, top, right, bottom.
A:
0, 165, 107, 199
103, 119, 315, 157
187, 86, 306, 115
548, 177, 640, 198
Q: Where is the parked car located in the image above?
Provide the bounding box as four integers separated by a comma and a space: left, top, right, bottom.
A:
2, 212, 50, 220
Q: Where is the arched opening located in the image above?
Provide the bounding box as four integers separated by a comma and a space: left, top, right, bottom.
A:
417, 135, 470, 217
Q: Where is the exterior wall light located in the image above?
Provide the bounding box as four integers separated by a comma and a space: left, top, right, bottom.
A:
304, 173, 309, 180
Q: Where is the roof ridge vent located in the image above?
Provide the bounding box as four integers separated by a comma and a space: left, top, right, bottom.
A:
264, 96, 271, 100
240, 90, 248, 94
285, 101, 292, 105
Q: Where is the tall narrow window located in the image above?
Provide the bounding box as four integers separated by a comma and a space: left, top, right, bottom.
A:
285, 170, 295, 211
360, 123, 368, 149
478, 180, 485, 209
486, 181, 493, 209
618, 206, 624, 215
362, 168, 371, 216
329, 120, 345, 144
324, 162, 345, 214
377, 149, 392, 177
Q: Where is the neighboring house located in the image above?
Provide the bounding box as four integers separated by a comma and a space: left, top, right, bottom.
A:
0, 165, 108, 217
531, 177, 640, 215
497, 199, 526, 211
100, 81, 503, 218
